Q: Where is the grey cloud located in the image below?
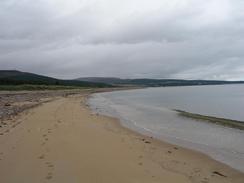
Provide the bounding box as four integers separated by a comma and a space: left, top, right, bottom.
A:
0, 0, 244, 80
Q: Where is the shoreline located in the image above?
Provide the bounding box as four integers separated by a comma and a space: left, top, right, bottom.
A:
85, 88, 244, 177
0, 89, 244, 182
88, 88, 244, 173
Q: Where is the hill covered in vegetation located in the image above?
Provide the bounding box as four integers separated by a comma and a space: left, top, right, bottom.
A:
0, 70, 111, 88
77, 77, 244, 87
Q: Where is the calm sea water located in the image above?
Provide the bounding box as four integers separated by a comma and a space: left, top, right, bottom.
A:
89, 84, 244, 172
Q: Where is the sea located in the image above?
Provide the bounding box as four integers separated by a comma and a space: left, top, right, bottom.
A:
88, 84, 244, 172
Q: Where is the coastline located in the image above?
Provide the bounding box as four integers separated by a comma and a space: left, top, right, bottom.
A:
0, 89, 244, 182
89, 87, 244, 172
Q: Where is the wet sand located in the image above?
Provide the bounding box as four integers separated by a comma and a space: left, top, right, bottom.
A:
0, 92, 243, 183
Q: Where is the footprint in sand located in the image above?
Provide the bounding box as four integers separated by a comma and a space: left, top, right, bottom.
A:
138, 155, 143, 159
41, 134, 49, 144
46, 172, 53, 180
0, 152, 3, 160
138, 162, 143, 166
141, 138, 151, 144
48, 164, 54, 168
45, 162, 55, 180
38, 154, 45, 159
45, 162, 54, 167
41, 142, 46, 146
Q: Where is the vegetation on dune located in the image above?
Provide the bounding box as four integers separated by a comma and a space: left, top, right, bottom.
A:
174, 109, 244, 130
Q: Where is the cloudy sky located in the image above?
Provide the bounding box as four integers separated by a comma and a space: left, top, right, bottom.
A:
0, 0, 244, 80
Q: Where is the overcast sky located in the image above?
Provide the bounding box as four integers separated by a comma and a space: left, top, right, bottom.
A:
0, 0, 244, 80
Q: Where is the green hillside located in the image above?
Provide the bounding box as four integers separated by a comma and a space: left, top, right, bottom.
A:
77, 77, 244, 87
0, 70, 111, 88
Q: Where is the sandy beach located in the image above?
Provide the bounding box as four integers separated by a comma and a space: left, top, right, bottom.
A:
0, 90, 244, 183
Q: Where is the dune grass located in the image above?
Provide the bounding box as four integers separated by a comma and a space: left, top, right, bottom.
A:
174, 109, 244, 130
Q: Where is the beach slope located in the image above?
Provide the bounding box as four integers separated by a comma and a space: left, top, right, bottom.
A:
0, 93, 243, 183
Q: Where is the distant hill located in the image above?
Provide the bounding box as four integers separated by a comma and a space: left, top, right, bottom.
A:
77, 77, 124, 84
77, 77, 244, 87
2, 70, 243, 88
0, 70, 111, 88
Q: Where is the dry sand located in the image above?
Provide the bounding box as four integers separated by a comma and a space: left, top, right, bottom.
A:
0, 92, 244, 183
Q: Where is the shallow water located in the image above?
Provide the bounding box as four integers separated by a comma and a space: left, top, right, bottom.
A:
89, 85, 244, 172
